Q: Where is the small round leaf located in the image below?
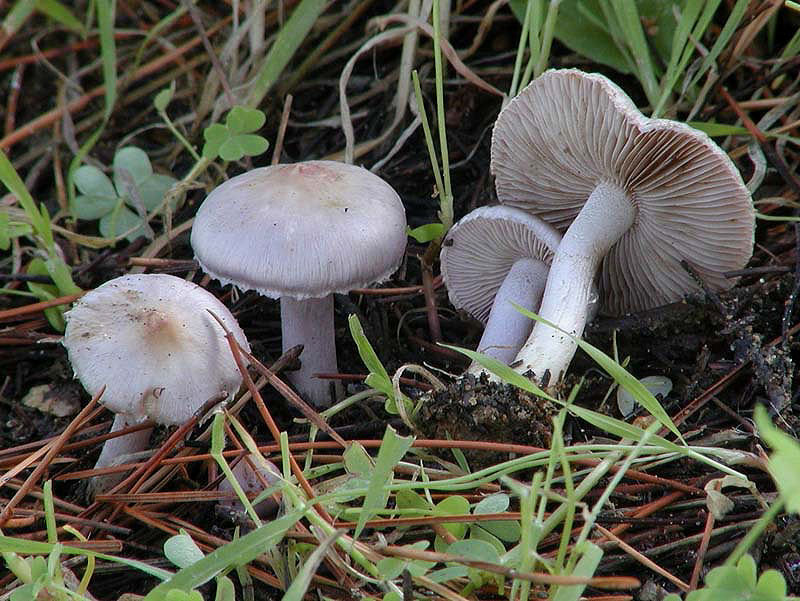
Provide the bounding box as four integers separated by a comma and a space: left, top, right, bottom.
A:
433, 495, 470, 539
137, 174, 178, 210
226, 106, 265, 134
446, 539, 501, 564
218, 138, 246, 162
74, 165, 115, 198
154, 85, 174, 112
474, 493, 509, 514
113, 147, 153, 192
235, 134, 269, 157
71, 194, 118, 220
164, 532, 205, 568
203, 122, 228, 142
99, 206, 147, 241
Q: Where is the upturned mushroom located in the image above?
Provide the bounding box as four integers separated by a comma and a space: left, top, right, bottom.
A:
190, 160, 407, 407
491, 69, 754, 384
440, 205, 562, 373
63, 273, 249, 485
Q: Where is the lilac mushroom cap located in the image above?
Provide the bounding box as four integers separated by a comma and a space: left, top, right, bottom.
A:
190, 160, 407, 407
218, 456, 282, 520
492, 69, 755, 384
440, 206, 561, 372
63, 273, 249, 483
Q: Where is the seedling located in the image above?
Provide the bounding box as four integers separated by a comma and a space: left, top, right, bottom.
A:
162, 531, 234, 601
508, 0, 752, 117
756, 404, 800, 514
26, 258, 66, 330
0, 150, 80, 303
70, 146, 178, 241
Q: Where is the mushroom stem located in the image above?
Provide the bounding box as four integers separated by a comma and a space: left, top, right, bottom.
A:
514, 182, 635, 383
280, 295, 338, 407
94, 413, 152, 471
467, 257, 549, 374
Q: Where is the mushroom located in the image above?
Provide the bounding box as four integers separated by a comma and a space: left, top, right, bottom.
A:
190, 160, 407, 407
63, 273, 249, 485
218, 456, 281, 519
440, 205, 563, 373
491, 69, 754, 383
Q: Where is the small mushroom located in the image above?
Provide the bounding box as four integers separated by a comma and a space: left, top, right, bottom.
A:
63, 273, 249, 487
491, 69, 754, 383
218, 456, 281, 519
190, 160, 407, 407
440, 205, 562, 373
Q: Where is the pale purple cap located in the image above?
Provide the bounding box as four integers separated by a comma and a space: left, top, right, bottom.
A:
191, 161, 408, 300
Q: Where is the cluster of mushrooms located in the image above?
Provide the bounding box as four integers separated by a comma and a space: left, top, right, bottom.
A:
62, 69, 755, 489
441, 69, 754, 383
64, 161, 408, 489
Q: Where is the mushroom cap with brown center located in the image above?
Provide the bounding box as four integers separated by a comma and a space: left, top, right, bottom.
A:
63, 273, 250, 424
491, 69, 755, 316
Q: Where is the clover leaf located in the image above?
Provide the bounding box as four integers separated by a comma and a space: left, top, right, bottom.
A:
202, 106, 269, 161
755, 404, 800, 515
664, 554, 788, 601
70, 146, 177, 241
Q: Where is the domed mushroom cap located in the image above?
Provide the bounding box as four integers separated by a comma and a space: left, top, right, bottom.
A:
491, 69, 755, 316
191, 160, 408, 300
63, 273, 250, 424
440, 205, 561, 322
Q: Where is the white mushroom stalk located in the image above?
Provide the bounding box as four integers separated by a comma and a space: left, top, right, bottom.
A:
491, 69, 755, 384
94, 414, 153, 473
280, 296, 337, 405
473, 257, 549, 368
63, 274, 249, 490
439, 205, 560, 374
513, 182, 634, 381
191, 161, 407, 407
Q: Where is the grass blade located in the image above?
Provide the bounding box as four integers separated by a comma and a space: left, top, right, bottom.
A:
95, 0, 117, 121
35, 0, 86, 35
686, 0, 749, 92
609, 0, 658, 105
0, 535, 173, 580
246, 0, 327, 107
354, 425, 415, 539
552, 542, 603, 601
0, 0, 36, 51
348, 314, 394, 398
143, 508, 308, 600
509, 304, 683, 440
282, 530, 344, 601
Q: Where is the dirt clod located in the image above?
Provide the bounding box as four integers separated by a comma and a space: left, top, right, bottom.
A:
416, 372, 555, 462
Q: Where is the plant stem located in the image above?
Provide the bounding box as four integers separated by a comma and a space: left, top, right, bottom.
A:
158, 109, 201, 161
431, 0, 452, 233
